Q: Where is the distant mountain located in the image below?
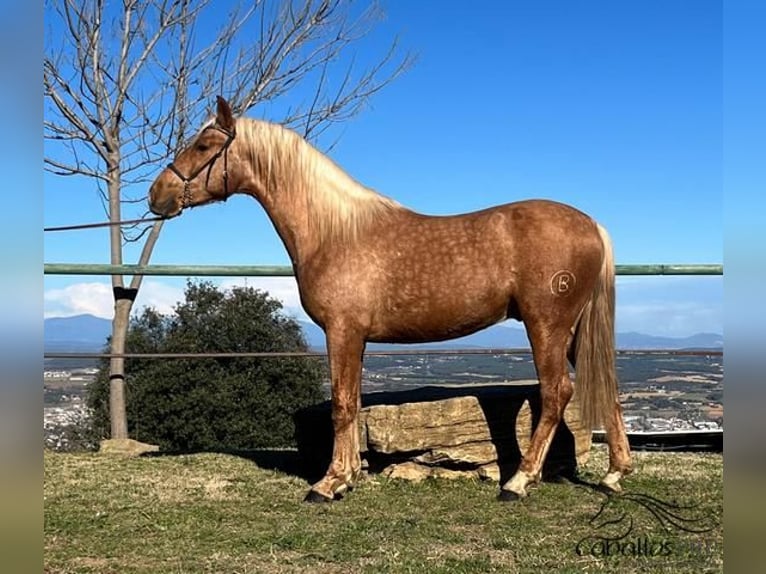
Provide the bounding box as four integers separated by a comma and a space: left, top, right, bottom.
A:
44, 314, 723, 353
298, 321, 531, 350
616, 331, 724, 350
300, 321, 722, 352
44, 314, 111, 348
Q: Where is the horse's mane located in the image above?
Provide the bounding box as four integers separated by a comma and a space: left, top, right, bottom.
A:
236, 118, 400, 244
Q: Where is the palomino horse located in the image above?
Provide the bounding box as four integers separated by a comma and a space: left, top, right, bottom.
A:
149, 97, 632, 502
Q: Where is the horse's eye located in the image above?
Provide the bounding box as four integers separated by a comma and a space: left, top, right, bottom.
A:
196, 143, 210, 152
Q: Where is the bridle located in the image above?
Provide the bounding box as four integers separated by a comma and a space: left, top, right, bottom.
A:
167, 124, 236, 209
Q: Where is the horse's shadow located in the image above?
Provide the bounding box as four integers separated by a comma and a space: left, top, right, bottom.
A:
475, 384, 580, 485
292, 383, 590, 487
143, 447, 324, 483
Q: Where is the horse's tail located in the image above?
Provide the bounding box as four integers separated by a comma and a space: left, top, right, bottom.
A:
574, 223, 619, 430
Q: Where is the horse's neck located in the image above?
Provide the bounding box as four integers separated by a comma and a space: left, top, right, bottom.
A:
252, 186, 315, 266
246, 144, 397, 264
244, 160, 334, 264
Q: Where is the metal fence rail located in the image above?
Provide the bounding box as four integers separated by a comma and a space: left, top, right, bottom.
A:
44, 348, 723, 360
44, 262, 723, 360
44, 263, 723, 276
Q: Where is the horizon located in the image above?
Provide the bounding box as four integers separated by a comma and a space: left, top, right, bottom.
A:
43, 310, 724, 342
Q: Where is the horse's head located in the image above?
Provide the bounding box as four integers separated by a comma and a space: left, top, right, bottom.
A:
148, 96, 238, 218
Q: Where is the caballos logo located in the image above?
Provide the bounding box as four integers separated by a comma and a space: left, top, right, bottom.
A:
575, 492, 718, 559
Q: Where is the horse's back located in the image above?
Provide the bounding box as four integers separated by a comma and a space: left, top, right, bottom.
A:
399, 198, 604, 277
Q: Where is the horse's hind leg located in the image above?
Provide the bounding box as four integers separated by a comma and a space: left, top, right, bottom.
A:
568, 338, 632, 493
500, 324, 573, 500
304, 327, 364, 503
600, 399, 632, 492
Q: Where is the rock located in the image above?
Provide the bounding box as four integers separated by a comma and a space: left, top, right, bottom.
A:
295, 382, 592, 483
382, 461, 431, 482
364, 397, 497, 454
413, 442, 497, 466
99, 438, 159, 457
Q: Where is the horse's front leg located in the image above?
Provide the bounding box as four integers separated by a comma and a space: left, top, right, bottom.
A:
304, 328, 364, 503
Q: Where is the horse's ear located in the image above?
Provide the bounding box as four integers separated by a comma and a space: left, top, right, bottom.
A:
216, 96, 235, 132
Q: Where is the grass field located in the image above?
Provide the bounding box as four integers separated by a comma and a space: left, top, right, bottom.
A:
44, 445, 722, 573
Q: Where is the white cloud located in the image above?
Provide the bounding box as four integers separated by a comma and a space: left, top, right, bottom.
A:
43, 278, 309, 322
614, 276, 723, 336
616, 301, 723, 337
134, 281, 186, 316
44, 280, 185, 319
218, 276, 308, 320
44, 282, 114, 318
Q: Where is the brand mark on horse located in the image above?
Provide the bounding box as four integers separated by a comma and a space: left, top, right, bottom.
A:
550, 270, 576, 295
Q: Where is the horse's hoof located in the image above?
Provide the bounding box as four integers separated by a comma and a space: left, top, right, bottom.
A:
497, 489, 523, 502
304, 490, 334, 504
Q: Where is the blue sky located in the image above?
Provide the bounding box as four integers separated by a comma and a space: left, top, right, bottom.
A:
43, 1, 723, 337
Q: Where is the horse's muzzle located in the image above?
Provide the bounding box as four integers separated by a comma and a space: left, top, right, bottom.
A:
148, 183, 181, 218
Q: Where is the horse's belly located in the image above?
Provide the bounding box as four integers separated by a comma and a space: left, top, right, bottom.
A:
368, 284, 510, 344
368, 317, 505, 344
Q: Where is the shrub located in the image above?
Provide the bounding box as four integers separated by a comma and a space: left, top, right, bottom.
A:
88, 281, 325, 451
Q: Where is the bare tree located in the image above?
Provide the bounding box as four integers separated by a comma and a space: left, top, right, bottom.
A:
44, 0, 412, 441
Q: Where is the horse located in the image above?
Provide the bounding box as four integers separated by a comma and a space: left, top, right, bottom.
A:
149, 96, 633, 503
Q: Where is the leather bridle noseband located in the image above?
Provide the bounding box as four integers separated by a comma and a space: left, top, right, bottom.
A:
167, 124, 236, 209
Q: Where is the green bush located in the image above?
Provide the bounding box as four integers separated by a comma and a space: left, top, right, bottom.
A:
88, 281, 326, 451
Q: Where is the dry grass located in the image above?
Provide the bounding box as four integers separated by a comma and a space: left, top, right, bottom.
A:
44, 445, 722, 573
